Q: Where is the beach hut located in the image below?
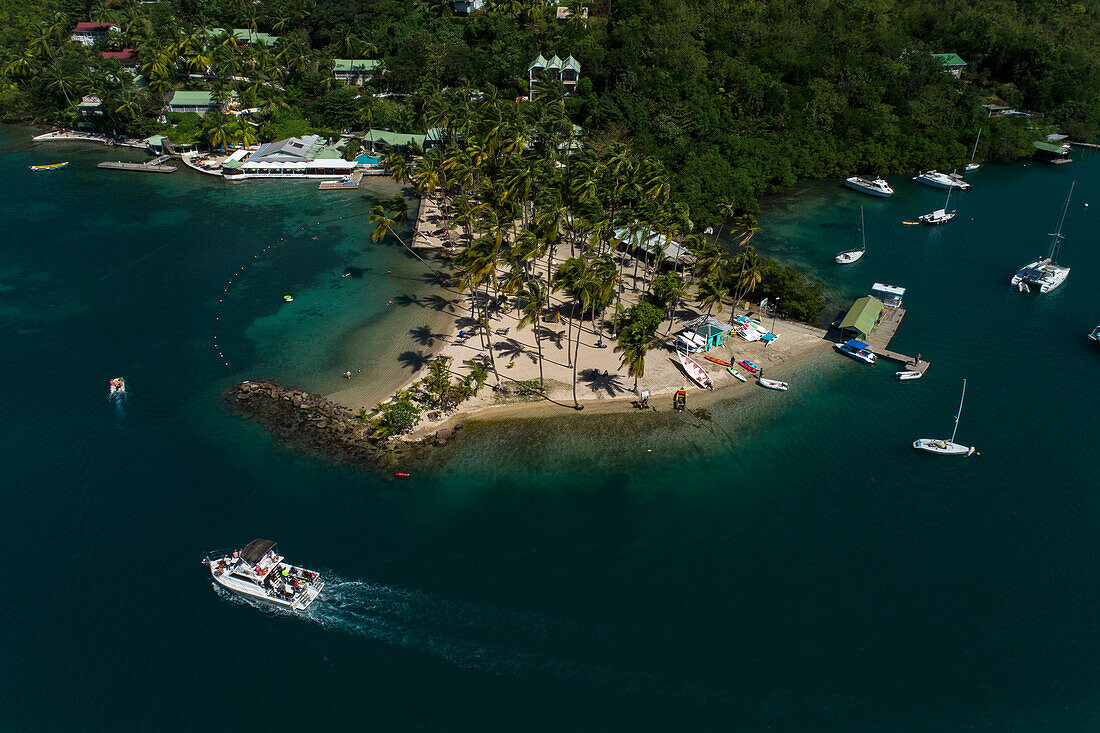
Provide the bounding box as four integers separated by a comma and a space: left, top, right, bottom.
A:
839, 296, 884, 341
681, 315, 735, 350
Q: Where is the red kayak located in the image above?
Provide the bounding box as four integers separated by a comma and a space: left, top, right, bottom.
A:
738, 360, 760, 373
703, 355, 732, 367
394, 472, 410, 478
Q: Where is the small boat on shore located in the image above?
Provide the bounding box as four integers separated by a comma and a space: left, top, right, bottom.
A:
835, 339, 877, 364
677, 350, 714, 389
726, 367, 747, 382
896, 370, 923, 380
835, 207, 867, 264
913, 169, 970, 191
674, 389, 687, 411
205, 539, 324, 612
30, 161, 69, 171
913, 379, 976, 456
758, 378, 788, 391
704, 354, 732, 367
844, 175, 894, 197
738, 359, 760, 373
108, 377, 125, 395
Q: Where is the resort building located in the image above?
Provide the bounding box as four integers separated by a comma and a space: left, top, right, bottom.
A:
364, 129, 428, 150
528, 54, 581, 97
453, 0, 485, 13
555, 5, 588, 21
78, 95, 104, 117
1032, 139, 1072, 165
71, 22, 119, 46
615, 226, 692, 266
931, 52, 966, 78
210, 28, 280, 47
164, 91, 227, 115
839, 296, 884, 341
101, 49, 139, 70
333, 59, 382, 86
221, 135, 357, 179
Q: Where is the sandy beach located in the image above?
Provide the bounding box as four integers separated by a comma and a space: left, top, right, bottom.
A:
324, 191, 832, 437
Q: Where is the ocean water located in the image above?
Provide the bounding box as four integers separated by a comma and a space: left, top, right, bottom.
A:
2, 125, 1098, 731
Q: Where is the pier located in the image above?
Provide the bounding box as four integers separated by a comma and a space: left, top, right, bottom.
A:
864, 307, 931, 374
317, 170, 363, 190
97, 156, 177, 173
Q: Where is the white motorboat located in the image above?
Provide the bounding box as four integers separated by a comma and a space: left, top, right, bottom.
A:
844, 175, 894, 197
205, 539, 324, 611
913, 379, 976, 456
108, 377, 125, 395
913, 169, 971, 191
1011, 182, 1074, 294
758, 378, 788, 391
835, 339, 877, 364
896, 370, 923, 380
835, 207, 867, 264
676, 350, 714, 389
965, 129, 982, 171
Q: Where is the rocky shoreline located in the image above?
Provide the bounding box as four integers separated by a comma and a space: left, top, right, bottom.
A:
225, 380, 463, 472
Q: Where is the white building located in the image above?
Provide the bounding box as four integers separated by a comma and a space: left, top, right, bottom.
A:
71, 22, 119, 46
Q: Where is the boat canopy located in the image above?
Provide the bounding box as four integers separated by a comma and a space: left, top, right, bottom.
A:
844, 339, 870, 350
241, 539, 276, 564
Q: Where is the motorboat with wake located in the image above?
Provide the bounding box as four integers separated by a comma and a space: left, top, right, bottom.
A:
835, 207, 867, 264
913, 379, 976, 456
205, 539, 324, 611
676, 350, 714, 389
109, 377, 125, 395
844, 175, 894, 197
1011, 182, 1074, 294
835, 339, 877, 364
913, 169, 970, 191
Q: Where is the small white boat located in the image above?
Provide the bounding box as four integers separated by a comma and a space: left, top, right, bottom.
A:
676, 350, 714, 390
835, 339, 877, 364
1011, 182, 1074, 294
919, 176, 958, 224
835, 207, 867, 264
913, 379, 976, 456
896, 370, 923, 380
108, 377, 125, 395
844, 175, 894, 197
758, 378, 788, 391
205, 539, 324, 611
913, 169, 971, 191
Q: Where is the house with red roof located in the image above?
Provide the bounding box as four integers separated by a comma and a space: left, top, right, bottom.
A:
71, 22, 119, 47
101, 49, 139, 70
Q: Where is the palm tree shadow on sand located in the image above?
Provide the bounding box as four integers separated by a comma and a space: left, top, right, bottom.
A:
579, 369, 628, 396
398, 350, 430, 372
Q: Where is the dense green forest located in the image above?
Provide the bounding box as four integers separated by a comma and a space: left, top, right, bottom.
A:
3, 0, 1098, 221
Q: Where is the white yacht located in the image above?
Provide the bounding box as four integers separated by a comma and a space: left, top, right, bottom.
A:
1012, 182, 1074, 294
205, 539, 324, 611
844, 175, 894, 197
835, 207, 867, 264
913, 170, 971, 191
913, 379, 976, 457
835, 338, 877, 364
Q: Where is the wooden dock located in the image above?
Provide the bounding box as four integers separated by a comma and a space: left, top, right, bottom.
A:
318, 170, 363, 190
97, 156, 176, 173
863, 307, 931, 374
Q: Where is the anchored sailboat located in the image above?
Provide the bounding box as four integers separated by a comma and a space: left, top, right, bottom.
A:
1011, 181, 1074, 293
919, 180, 957, 225
965, 129, 982, 171
835, 207, 867, 264
913, 379, 976, 456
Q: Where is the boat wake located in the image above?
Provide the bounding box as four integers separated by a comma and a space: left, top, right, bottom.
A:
214, 576, 720, 701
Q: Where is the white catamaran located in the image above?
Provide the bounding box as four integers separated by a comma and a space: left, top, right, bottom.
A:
913, 379, 976, 456
835, 207, 867, 264
1011, 182, 1074, 293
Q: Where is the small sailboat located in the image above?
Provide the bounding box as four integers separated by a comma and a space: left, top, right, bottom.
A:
1011, 182, 1074, 293
676, 351, 714, 389
913, 379, 976, 456
835, 207, 867, 264
758, 378, 788, 391
919, 181, 957, 225
726, 366, 747, 382
965, 129, 982, 171
30, 161, 69, 171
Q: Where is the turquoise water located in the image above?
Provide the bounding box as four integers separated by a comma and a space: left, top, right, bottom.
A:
3, 125, 1098, 730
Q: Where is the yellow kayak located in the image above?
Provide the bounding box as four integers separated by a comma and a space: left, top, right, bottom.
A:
902, 220, 920, 226
30, 161, 69, 171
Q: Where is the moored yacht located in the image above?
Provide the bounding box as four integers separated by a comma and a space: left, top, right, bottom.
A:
835, 207, 867, 264
1012, 182, 1074, 294
913, 169, 971, 191
913, 379, 976, 457
205, 539, 324, 611
844, 175, 894, 197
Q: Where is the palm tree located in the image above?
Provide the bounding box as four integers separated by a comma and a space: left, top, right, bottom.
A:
369, 201, 437, 273
358, 96, 377, 151
698, 275, 727, 317
42, 62, 76, 108
615, 322, 663, 394
517, 280, 549, 388
732, 214, 760, 247
730, 247, 763, 315
454, 236, 502, 386
382, 149, 411, 185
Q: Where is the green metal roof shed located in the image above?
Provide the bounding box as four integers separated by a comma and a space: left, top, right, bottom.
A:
931, 53, 966, 67
839, 296, 884, 339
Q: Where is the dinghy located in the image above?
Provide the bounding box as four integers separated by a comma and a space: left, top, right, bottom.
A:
676, 351, 714, 389
758, 378, 788, 391
896, 370, 922, 380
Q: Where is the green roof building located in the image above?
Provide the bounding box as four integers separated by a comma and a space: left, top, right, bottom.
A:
164, 91, 224, 114
839, 296, 884, 340
528, 53, 580, 97
365, 129, 426, 149
333, 59, 382, 85
931, 52, 967, 78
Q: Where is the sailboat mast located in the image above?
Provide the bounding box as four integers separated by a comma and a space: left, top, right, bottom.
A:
1049, 181, 1074, 262
951, 379, 966, 443
860, 207, 866, 251
969, 129, 981, 165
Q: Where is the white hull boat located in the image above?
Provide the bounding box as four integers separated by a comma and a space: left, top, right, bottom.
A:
913, 170, 970, 190
913, 379, 976, 457
1088, 325, 1099, 343
896, 370, 923, 380
108, 377, 125, 395
844, 176, 894, 197
676, 350, 714, 389
206, 539, 324, 612
1011, 182, 1074, 294
835, 207, 867, 264
965, 129, 982, 171
758, 378, 788, 391
835, 339, 877, 364
919, 208, 956, 225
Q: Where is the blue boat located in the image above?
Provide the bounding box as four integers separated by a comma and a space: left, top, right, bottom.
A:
835, 339, 877, 364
